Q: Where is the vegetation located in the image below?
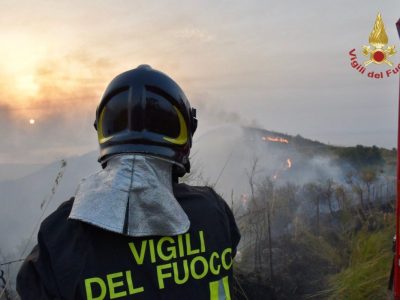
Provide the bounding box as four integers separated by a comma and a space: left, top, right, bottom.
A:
336, 145, 384, 169
231, 147, 396, 299
0, 131, 397, 299
327, 219, 393, 300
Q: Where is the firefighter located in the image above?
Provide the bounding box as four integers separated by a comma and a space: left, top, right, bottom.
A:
16, 65, 241, 300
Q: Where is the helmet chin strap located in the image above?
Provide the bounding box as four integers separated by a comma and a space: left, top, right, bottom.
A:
69, 154, 190, 237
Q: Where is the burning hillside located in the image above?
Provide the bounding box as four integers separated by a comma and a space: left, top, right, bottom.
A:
0, 124, 396, 299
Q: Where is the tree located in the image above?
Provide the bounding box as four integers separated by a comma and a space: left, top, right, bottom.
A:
304, 183, 323, 236
321, 179, 335, 216
338, 145, 384, 169
360, 168, 377, 208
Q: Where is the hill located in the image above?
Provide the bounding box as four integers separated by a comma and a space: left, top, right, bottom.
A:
0, 125, 396, 298
0, 125, 396, 253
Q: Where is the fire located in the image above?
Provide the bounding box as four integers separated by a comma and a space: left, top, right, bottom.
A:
262, 136, 289, 144
272, 158, 292, 181
287, 158, 292, 169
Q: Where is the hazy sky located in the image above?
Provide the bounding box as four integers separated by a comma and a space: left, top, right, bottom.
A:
1, 0, 399, 163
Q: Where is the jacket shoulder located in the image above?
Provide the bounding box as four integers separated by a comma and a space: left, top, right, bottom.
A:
39, 197, 78, 239
17, 198, 78, 299
42, 197, 73, 223
173, 183, 219, 200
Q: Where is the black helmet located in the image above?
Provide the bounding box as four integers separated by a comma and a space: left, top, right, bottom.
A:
94, 65, 197, 176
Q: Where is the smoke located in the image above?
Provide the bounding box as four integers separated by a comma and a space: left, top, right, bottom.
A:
0, 45, 265, 165
192, 125, 353, 200
0, 121, 395, 294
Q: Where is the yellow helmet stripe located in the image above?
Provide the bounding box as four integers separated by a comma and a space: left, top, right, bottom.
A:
163, 106, 188, 145
98, 106, 188, 145
97, 107, 113, 144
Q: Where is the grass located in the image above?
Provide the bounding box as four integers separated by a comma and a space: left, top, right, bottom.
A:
326, 216, 394, 300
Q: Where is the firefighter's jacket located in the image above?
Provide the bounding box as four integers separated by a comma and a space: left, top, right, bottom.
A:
16, 183, 241, 300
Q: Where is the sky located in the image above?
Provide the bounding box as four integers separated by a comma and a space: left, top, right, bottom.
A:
0, 0, 400, 164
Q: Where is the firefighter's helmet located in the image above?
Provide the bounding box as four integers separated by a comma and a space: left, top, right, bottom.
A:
94, 65, 197, 176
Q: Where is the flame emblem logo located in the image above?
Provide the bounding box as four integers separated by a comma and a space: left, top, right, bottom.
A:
362, 13, 396, 66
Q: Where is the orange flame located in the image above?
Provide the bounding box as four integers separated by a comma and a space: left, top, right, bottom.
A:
287, 158, 292, 169
262, 136, 289, 144
272, 158, 292, 181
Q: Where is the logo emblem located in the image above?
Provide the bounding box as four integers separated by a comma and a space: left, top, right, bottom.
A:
362, 13, 396, 66
348, 12, 399, 79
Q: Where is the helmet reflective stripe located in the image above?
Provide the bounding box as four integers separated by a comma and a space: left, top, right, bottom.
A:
97, 107, 113, 144
163, 106, 188, 145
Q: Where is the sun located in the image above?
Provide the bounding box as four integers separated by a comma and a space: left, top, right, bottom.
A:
29, 119, 35, 125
